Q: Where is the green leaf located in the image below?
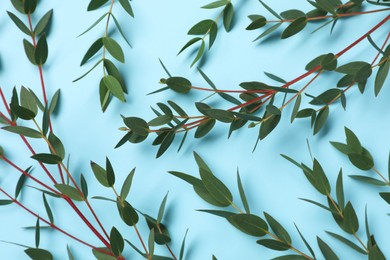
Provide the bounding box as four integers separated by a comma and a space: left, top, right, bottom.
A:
280, 9, 306, 19
368, 243, 386, 260
102, 75, 125, 102
10, 104, 36, 120
335, 61, 372, 82
92, 248, 116, 260
31, 153, 62, 164
294, 224, 316, 258
379, 192, 390, 204
157, 193, 168, 224
24, 248, 53, 260
104, 59, 126, 92
111, 14, 132, 48
77, 13, 108, 37
35, 218, 40, 248
148, 115, 173, 126
253, 23, 282, 42
34, 9, 53, 35
91, 161, 109, 187
246, 16, 267, 30
119, 0, 134, 17
228, 214, 268, 237
348, 152, 374, 171
166, 77, 192, 94
195, 119, 216, 138
188, 20, 214, 35
326, 231, 367, 254
81, 38, 103, 66
237, 170, 250, 214
202, 0, 228, 9
156, 131, 175, 158
223, 3, 234, 32
313, 106, 329, 135
281, 17, 307, 39
317, 237, 339, 260
312, 159, 331, 195
11, 0, 25, 14
258, 0, 282, 19
124, 117, 149, 136
343, 202, 359, 234
264, 213, 291, 244
260, 105, 281, 140
0, 200, 13, 206
309, 89, 341, 105
194, 151, 213, 175
200, 168, 233, 207
148, 228, 155, 256
24, 0, 37, 14
321, 53, 338, 71
344, 127, 362, 153
291, 94, 301, 123
67, 245, 75, 260
191, 40, 205, 67
35, 34, 48, 65
103, 37, 125, 63
206, 109, 235, 123
88, 0, 109, 11
375, 60, 390, 96
272, 255, 307, 260
178, 37, 202, 55
48, 132, 65, 159
336, 169, 345, 210
179, 229, 188, 260
315, 0, 337, 14
20, 87, 38, 115
110, 227, 124, 257
349, 175, 387, 186
256, 239, 290, 251
120, 168, 135, 200
80, 174, 88, 199
23, 39, 37, 65
168, 171, 203, 188
43, 194, 54, 224
55, 184, 83, 201
209, 22, 218, 49
7, 11, 31, 36
118, 200, 139, 226
106, 157, 115, 187
15, 167, 29, 199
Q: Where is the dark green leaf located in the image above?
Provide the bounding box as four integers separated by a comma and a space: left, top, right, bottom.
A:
106, 157, 115, 187
110, 227, 124, 257
317, 237, 339, 260
31, 153, 62, 164
256, 239, 290, 251
20, 87, 38, 115
91, 161, 109, 187
92, 248, 116, 260
379, 192, 390, 204
195, 119, 216, 138
87, 0, 109, 11
55, 184, 83, 201
290, 94, 301, 123
23, 0, 37, 13
260, 105, 281, 140
34, 9, 53, 35
326, 231, 367, 254
312, 159, 331, 195
166, 77, 192, 94
344, 127, 362, 153
253, 23, 282, 41
209, 22, 218, 49
7, 11, 31, 36
348, 152, 374, 171
77, 13, 108, 37
237, 170, 250, 214
81, 38, 103, 66
349, 175, 387, 186
104, 59, 126, 92
280, 9, 306, 19
336, 169, 345, 211
228, 214, 268, 237
200, 168, 233, 206
148, 115, 173, 126
246, 16, 267, 30
179, 229, 188, 260
375, 60, 390, 96
118, 200, 139, 226
24, 248, 53, 260
103, 37, 125, 63
23, 40, 36, 65
281, 17, 307, 39
80, 174, 88, 199
119, 0, 134, 17
67, 245, 74, 260
102, 75, 125, 102
205, 109, 235, 123
124, 117, 149, 136
321, 53, 338, 71
202, 0, 228, 9
156, 131, 175, 158
335, 61, 372, 82
48, 132, 65, 159
223, 3, 234, 32
10, 104, 36, 120
305, 54, 326, 71
120, 168, 135, 200
148, 228, 155, 256
178, 37, 202, 55
157, 193, 168, 224
35, 218, 40, 248
191, 40, 205, 67
294, 224, 316, 258
35, 34, 48, 65
43, 193, 54, 224
258, 0, 282, 19
313, 106, 329, 135
0, 200, 13, 206
188, 20, 214, 35
264, 213, 291, 244
309, 89, 341, 105
343, 202, 359, 234
15, 168, 29, 199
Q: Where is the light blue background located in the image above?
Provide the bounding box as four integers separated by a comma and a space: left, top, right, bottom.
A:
0, 0, 389, 259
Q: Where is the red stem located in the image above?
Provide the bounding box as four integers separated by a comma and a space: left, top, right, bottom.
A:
1, 155, 60, 195
0, 188, 114, 256
0, 88, 11, 116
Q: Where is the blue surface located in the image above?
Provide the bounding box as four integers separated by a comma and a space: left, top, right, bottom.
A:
0, 0, 389, 259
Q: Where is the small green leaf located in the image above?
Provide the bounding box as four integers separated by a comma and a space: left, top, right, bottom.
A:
48, 132, 65, 159
24, 248, 53, 260
349, 175, 387, 186
34, 9, 53, 35
106, 157, 115, 187
253, 23, 282, 42
67, 245, 74, 260
7, 11, 31, 36
119, 0, 134, 17
326, 231, 367, 254
15, 168, 29, 199
110, 227, 124, 257
195, 119, 216, 138
88, 0, 109, 11
156, 131, 175, 158
179, 229, 188, 260
43, 193, 54, 224
10, 104, 36, 120
81, 38, 103, 66
281, 17, 307, 39
77, 13, 108, 37
23, 40, 37, 65
223, 3, 234, 32
317, 237, 339, 260
80, 174, 88, 199
92, 248, 116, 260
20, 87, 38, 115
34, 34, 48, 65
31, 153, 62, 164
343, 202, 359, 234
148, 115, 173, 126
120, 168, 135, 200
312, 159, 331, 195
148, 228, 155, 256
123, 117, 149, 136
102, 75, 125, 102
103, 37, 125, 63
191, 40, 205, 67
336, 169, 345, 210
379, 192, 390, 204
200, 168, 233, 207
118, 200, 139, 226
256, 239, 290, 251
294, 224, 316, 258
178, 37, 202, 55
55, 184, 84, 201
202, 0, 228, 9
291, 94, 301, 123
166, 77, 192, 94
209, 22, 218, 49
206, 109, 235, 123
91, 161, 109, 187
280, 9, 306, 19
313, 106, 329, 135
321, 53, 338, 71
237, 170, 250, 214
344, 127, 362, 153
375, 60, 390, 96
188, 20, 214, 35
246, 16, 267, 30
228, 214, 268, 237
35, 218, 40, 248
264, 213, 291, 244
157, 193, 168, 224
348, 152, 374, 171
260, 105, 281, 140
258, 0, 282, 19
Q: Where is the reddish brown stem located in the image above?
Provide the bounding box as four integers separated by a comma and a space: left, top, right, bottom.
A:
1, 155, 60, 195
0, 88, 11, 116
0, 112, 13, 125
0, 188, 115, 255
191, 86, 272, 94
